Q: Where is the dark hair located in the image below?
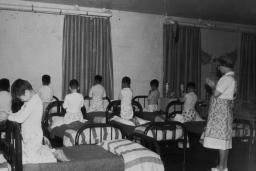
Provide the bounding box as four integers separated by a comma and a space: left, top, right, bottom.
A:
69, 79, 79, 89
11, 98, 24, 113
0, 78, 10, 92
11, 79, 32, 98
94, 75, 102, 83
122, 76, 131, 86
186, 82, 196, 90
217, 56, 234, 69
42, 75, 51, 85
150, 79, 159, 88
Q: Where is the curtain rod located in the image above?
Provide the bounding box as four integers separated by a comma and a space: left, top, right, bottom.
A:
0, 1, 112, 17
165, 17, 256, 34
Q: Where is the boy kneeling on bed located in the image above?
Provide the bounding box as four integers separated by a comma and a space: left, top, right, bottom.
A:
111, 76, 149, 126
0, 79, 69, 164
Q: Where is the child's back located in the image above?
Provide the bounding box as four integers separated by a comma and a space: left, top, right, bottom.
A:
63, 79, 84, 124
147, 79, 160, 112
38, 75, 53, 102
0, 78, 11, 112
179, 82, 202, 122
38, 85, 53, 102
63, 92, 84, 115
120, 87, 133, 120
89, 84, 106, 112
148, 89, 160, 105
148, 89, 160, 112
183, 91, 197, 112
0, 91, 11, 112
112, 77, 149, 126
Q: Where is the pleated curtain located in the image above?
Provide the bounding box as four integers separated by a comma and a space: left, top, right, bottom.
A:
239, 33, 256, 101
163, 24, 201, 97
62, 15, 113, 99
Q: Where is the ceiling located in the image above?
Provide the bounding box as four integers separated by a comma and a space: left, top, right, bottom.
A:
25, 0, 256, 26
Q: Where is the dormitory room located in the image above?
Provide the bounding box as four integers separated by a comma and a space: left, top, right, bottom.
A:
0, 0, 255, 171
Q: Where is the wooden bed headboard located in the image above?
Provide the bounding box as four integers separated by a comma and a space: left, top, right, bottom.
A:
0, 121, 22, 171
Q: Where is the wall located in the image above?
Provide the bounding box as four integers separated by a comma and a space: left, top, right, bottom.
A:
0, 11, 64, 98
111, 11, 163, 98
0, 10, 164, 99
0, 8, 242, 101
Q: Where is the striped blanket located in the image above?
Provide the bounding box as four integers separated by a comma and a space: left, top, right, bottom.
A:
63, 127, 123, 147
134, 125, 183, 141
98, 139, 164, 171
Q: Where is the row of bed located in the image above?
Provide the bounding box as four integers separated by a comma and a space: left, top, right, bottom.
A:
0, 96, 254, 171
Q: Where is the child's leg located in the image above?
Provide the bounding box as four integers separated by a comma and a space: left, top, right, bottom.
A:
50, 116, 65, 129
130, 117, 140, 126
173, 114, 185, 123
111, 116, 135, 126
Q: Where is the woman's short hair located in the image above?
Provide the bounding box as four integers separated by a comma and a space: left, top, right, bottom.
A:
217, 56, 235, 69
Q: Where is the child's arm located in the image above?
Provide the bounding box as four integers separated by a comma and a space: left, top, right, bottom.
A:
89, 87, 93, 98
0, 111, 9, 121
147, 90, 152, 103
80, 95, 84, 107
179, 92, 186, 102
50, 87, 54, 101
8, 104, 32, 123
103, 88, 106, 99
62, 96, 68, 109
118, 91, 122, 100
179, 84, 185, 101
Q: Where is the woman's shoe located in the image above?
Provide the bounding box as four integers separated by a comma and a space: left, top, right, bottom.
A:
211, 168, 227, 171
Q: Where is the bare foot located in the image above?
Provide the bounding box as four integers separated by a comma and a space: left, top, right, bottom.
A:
53, 149, 70, 162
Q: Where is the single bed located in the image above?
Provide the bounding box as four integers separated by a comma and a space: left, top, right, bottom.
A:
132, 95, 148, 110
42, 99, 124, 147
132, 96, 163, 122
0, 121, 124, 171
165, 100, 207, 122
84, 96, 110, 123
165, 100, 184, 122
106, 100, 150, 139
133, 121, 188, 168
0, 121, 164, 171
41, 100, 86, 147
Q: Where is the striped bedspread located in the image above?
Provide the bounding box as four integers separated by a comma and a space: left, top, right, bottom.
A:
63, 126, 123, 147
134, 125, 184, 141
98, 139, 164, 171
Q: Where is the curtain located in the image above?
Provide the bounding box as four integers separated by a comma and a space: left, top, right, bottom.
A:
62, 15, 113, 99
239, 33, 256, 101
163, 24, 201, 97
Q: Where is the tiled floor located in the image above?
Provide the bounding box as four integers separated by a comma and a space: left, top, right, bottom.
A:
162, 141, 256, 171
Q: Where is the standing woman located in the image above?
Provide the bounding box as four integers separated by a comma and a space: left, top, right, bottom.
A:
203, 56, 236, 171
